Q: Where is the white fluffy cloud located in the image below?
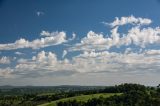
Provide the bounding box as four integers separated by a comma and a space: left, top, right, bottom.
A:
69, 31, 111, 51
14, 51, 74, 77
124, 27, 160, 47
69, 16, 160, 52
34, 51, 57, 65
107, 15, 152, 27
0, 56, 11, 64
77, 50, 160, 65
0, 31, 67, 50
1, 48, 158, 78
0, 16, 160, 81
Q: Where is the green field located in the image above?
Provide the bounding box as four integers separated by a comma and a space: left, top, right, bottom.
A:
39, 93, 121, 106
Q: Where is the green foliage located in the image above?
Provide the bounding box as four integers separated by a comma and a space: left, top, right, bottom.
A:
1, 83, 160, 106
55, 90, 160, 106
54, 84, 160, 106
102, 83, 146, 93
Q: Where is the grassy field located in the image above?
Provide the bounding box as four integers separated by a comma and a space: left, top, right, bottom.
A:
39, 93, 121, 106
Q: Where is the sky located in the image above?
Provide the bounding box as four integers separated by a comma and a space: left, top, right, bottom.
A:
0, 0, 160, 86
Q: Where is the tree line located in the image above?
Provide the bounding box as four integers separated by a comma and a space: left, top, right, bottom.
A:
0, 83, 160, 106
57, 84, 160, 106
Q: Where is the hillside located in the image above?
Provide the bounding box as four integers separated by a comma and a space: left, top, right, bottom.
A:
39, 93, 120, 106
1, 84, 160, 106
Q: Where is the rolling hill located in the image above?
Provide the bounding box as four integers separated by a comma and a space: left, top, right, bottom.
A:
39, 93, 121, 106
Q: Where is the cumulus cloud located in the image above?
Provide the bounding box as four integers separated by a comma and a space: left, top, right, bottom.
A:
106, 15, 152, 27
69, 16, 160, 52
74, 50, 160, 73
13, 51, 75, 77
33, 51, 57, 65
125, 27, 160, 47
0, 16, 160, 80
1, 48, 158, 78
69, 31, 111, 52
0, 56, 11, 64
0, 31, 67, 50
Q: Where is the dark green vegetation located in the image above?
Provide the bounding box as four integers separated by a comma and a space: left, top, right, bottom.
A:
0, 85, 105, 106
0, 84, 160, 106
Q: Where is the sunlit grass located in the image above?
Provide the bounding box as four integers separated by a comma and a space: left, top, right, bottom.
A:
39, 93, 121, 106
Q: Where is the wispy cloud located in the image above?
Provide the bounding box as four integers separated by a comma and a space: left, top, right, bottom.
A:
15, 51, 25, 55
62, 50, 67, 58
36, 11, 44, 16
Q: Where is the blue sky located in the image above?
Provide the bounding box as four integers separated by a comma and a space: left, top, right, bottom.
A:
0, 0, 160, 86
